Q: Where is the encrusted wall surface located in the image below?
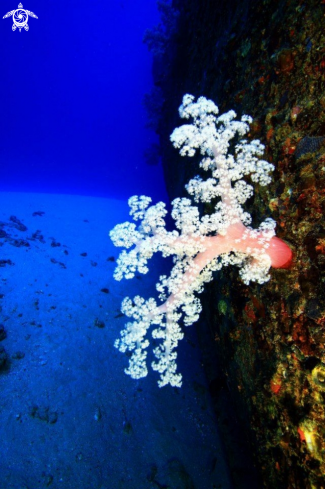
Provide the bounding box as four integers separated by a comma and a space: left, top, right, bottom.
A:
150, 0, 325, 487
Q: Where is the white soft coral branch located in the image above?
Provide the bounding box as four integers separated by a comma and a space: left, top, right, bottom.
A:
110, 94, 292, 387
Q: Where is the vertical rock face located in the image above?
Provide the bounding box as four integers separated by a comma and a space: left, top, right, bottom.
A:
149, 0, 325, 486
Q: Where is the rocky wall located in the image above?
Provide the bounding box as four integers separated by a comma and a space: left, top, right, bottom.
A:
150, 0, 325, 487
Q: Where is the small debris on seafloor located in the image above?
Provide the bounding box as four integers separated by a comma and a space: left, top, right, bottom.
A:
50, 238, 61, 247
94, 318, 105, 328
0, 324, 6, 341
10, 216, 27, 232
50, 258, 66, 269
10, 239, 30, 248
11, 351, 25, 360
30, 230, 45, 243
0, 259, 14, 267
114, 312, 124, 319
29, 405, 58, 424
94, 406, 102, 421
0, 345, 8, 370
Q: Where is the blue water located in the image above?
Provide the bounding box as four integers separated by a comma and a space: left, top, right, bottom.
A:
0, 0, 167, 201
0, 2, 234, 488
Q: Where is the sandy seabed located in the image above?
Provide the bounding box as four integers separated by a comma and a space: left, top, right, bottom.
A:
0, 192, 231, 489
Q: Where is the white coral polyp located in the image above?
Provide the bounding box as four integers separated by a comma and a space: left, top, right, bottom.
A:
110, 94, 291, 387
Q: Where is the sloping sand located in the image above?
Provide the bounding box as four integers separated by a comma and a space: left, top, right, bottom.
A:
0, 192, 231, 489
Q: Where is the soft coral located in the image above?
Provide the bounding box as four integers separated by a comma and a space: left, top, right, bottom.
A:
110, 94, 292, 387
